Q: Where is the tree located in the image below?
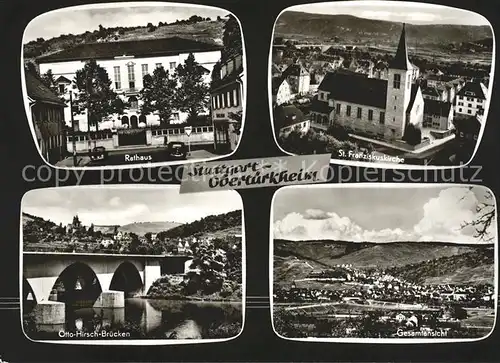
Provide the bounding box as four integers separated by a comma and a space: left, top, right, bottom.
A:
73, 59, 125, 133
140, 66, 178, 124
175, 53, 210, 122
25, 61, 39, 77
144, 232, 152, 242
41, 69, 58, 94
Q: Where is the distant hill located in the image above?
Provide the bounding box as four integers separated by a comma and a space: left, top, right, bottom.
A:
275, 11, 492, 47
119, 221, 181, 236
22, 212, 57, 227
274, 239, 494, 286
23, 17, 225, 65
158, 210, 242, 239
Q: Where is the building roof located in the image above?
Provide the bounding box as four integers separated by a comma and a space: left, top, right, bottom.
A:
319, 71, 387, 109
424, 99, 452, 117
272, 63, 282, 75
275, 104, 305, 129
389, 23, 412, 71
25, 71, 66, 106
37, 36, 222, 63
456, 81, 488, 100
310, 96, 334, 114
272, 76, 289, 94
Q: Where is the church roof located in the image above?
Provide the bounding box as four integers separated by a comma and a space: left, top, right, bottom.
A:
319, 71, 387, 109
389, 23, 412, 71
283, 63, 309, 77
274, 104, 305, 129
25, 71, 66, 106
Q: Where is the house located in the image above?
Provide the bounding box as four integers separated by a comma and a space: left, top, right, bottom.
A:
25, 71, 67, 164
272, 77, 293, 106
114, 231, 123, 241
271, 63, 282, 78
37, 37, 222, 131
274, 104, 310, 137
310, 24, 424, 142
452, 114, 481, 163
281, 62, 310, 95
101, 238, 114, 248
210, 37, 244, 154
423, 99, 453, 130
455, 81, 488, 117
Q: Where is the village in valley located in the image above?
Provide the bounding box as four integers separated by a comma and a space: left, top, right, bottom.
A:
271, 10, 493, 166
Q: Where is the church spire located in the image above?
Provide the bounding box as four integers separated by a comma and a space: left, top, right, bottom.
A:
389, 23, 412, 70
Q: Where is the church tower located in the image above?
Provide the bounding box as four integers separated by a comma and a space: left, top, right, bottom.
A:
385, 23, 413, 140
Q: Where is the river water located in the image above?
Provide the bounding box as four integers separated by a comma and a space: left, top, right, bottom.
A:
24, 298, 243, 340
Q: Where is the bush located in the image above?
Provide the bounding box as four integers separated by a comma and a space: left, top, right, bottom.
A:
326, 123, 350, 141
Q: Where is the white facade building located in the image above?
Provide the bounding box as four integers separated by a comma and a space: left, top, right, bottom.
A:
455, 81, 488, 117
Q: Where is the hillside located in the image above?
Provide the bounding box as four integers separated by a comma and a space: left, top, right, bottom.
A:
275, 11, 492, 48
385, 247, 495, 285
23, 18, 225, 64
274, 239, 494, 286
22, 212, 57, 227
157, 210, 242, 239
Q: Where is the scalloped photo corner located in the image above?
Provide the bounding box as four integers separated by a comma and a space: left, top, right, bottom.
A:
270, 184, 497, 342
269, 1, 495, 169
21, 2, 246, 169
20, 185, 245, 344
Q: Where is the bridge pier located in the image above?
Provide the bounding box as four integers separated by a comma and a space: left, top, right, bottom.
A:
93, 290, 125, 308
32, 301, 65, 332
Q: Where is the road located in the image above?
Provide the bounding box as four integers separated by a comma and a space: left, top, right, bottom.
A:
88, 147, 218, 166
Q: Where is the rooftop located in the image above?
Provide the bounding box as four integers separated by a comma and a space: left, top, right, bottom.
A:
389, 23, 412, 71
37, 36, 222, 63
424, 99, 452, 117
275, 104, 305, 129
320, 70, 387, 109
457, 81, 488, 100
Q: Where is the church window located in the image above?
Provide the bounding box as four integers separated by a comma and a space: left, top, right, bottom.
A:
407, 74, 411, 88
336, 103, 341, 114
346, 105, 351, 116
368, 110, 373, 121
393, 73, 401, 89
357, 107, 362, 118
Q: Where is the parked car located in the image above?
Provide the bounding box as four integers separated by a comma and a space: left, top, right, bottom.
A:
166, 141, 187, 160
89, 146, 108, 161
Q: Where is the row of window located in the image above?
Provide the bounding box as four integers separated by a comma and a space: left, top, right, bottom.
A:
212, 88, 240, 110
392, 73, 411, 90
151, 126, 214, 136
113, 62, 177, 90
335, 103, 386, 124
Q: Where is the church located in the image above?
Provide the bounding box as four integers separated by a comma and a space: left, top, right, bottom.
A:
310, 24, 424, 142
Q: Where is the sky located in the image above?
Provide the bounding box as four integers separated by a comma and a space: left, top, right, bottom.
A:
24, 4, 230, 43
22, 187, 242, 226
287, 1, 490, 26
273, 186, 497, 243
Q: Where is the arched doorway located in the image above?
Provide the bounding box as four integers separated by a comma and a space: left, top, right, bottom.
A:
121, 115, 129, 126
109, 262, 143, 297
139, 115, 147, 126
50, 262, 102, 308
130, 115, 138, 129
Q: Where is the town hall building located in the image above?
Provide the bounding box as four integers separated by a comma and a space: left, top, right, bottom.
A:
310, 24, 424, 142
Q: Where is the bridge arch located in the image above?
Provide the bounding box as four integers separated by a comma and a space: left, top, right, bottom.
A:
50, 262, 102, 307
109, 261, 144, 297
22, 277, 37, 314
